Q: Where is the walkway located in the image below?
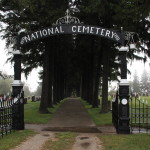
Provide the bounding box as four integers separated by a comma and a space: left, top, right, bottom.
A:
26, 98, 115, 133
42, 98, 99, 132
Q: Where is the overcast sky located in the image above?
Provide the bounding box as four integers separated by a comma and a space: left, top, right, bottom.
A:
0, 39, 40, 92
0, 38, 150, 92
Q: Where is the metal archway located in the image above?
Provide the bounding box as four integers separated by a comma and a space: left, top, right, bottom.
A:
12, 9, 130, 133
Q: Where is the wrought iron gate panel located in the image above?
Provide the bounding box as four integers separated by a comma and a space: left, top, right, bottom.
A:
130, 97, 150, 133
0, 99, 13, 137
0, 92, 24, 137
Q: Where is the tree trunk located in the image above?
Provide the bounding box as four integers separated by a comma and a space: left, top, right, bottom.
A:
47, 38, 54, 108
39, 39, 51, 113
101, 47, 109, 113
92, 54, 100, 108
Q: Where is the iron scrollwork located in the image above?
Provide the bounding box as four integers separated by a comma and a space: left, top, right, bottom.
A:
55, 9, 81, 25
124, 31, 140, 46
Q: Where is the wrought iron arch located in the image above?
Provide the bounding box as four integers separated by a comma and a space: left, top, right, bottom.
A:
18, 9, 124, 46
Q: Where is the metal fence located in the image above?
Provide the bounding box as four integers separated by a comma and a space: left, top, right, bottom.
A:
130, 97, 150, 133
0, 93, 24, 137
112, 91, 119, 132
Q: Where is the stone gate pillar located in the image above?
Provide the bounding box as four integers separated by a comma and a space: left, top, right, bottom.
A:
118, 46, 130, 134
12, 50, 24, 130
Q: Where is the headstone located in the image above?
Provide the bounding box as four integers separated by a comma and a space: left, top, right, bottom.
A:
31, 96, 35, 102
24, 98, 27, 104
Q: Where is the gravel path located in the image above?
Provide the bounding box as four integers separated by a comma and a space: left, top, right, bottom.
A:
10, 132, 54, 150
40, 98, 100, 133
46, 98, 96, 127
26, 98, 116, 133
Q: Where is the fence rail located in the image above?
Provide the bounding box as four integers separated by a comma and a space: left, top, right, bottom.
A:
130, 97, 150, 133
0, 99, 13, 137
0, 93, 24, 137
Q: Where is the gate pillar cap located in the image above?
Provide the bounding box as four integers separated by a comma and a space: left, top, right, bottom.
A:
119, 79, 129, 86
119, 46, 129, 52
12, 80, 24, 86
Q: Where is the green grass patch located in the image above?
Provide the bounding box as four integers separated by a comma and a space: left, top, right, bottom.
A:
81, 100, 112, 126
139, 96, 150, 102
24, 99, 66, 124
130, 96, 150, 108
99, 134, 150, 150
41, 132, 77, 150
0, 130, 36, 150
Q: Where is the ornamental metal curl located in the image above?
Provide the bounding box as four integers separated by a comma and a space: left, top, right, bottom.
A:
55, 9, 81, 25
124, 31, 140, 46
124, 31, 135, 41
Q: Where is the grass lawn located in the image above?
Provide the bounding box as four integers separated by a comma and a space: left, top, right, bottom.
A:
41, 132, 77, 150
130, 96, 150, 110
138, 96, 150, 102
81, 99, 112, 126
99, 134, 150, 150
0, 130, 36, 150
24, 99, 66, 124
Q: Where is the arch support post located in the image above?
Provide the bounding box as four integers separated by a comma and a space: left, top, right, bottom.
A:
11, 50, 24, 130
118, 46, 130, 134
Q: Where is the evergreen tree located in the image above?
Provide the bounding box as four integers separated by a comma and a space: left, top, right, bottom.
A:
132, 70, 140, 93
0, 73, 13, 95
34, 82, 42, 97
140, 69, 150, 95
0, 0, 150, 113
23, 84, 32, 97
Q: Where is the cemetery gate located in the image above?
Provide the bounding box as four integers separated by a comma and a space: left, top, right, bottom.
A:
1, 9, 139, 135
